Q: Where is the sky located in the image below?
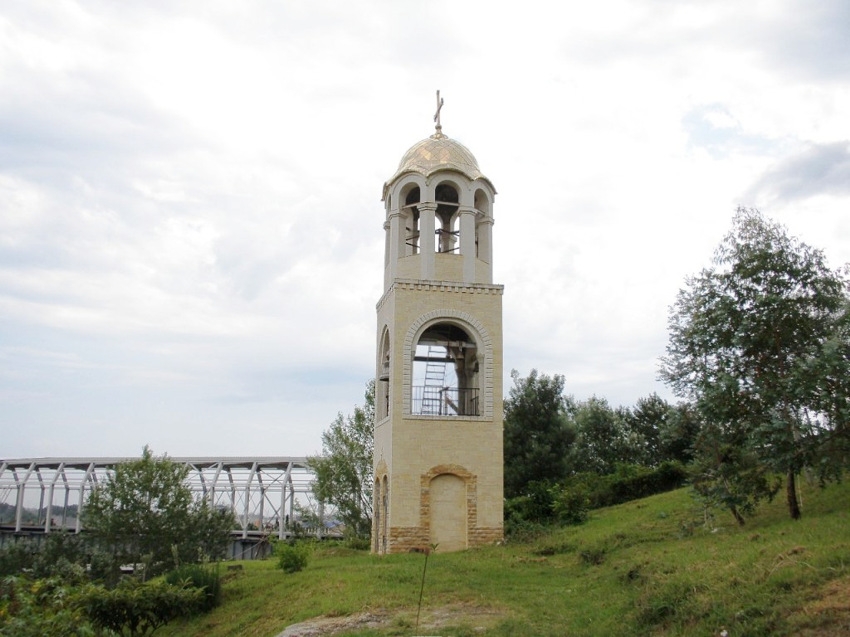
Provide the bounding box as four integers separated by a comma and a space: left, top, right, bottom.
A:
2, 0, 849, 459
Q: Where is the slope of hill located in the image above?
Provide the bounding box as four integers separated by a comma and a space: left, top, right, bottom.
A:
159, 479, 850, 637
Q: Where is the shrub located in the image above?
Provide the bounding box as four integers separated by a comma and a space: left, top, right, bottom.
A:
552, 487, 590, 525
276, 542, 310, 573
0, 575, 94, 637
506, 463, 688, 531
76, 579, 203, 637
164, 563, 221, 612
504, 493, 553, 541
344, 536, 371, 551
0, 542, 34, 577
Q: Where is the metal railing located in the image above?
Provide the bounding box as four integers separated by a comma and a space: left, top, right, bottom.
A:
411, 386, 479, 416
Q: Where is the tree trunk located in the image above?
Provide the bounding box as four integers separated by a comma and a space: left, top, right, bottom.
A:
730, 505, 746, 526
787, 469, 801, 520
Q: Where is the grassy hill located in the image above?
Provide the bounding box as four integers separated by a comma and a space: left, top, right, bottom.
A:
159, 479, 850, 637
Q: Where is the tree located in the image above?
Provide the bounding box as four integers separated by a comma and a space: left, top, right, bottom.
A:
85, 447, 234, 579
657, 401, 701, 465
308, 381, 375, 539
503, 369, 576, 497
661, 208, 850, 521
623, 393, 670, 466
568, 396, 631, 475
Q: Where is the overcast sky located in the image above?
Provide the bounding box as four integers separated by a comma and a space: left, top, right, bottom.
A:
2, 0, 849, 459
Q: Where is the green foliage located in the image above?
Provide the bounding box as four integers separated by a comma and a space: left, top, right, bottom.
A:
661, 208, 850, 521
505, 463, 688, 533
657, 401, 701, 464
622, 393, 670, 466
153, 481, 850, 637
163, 564, 221, 612
556, 462, 688, 518
308, 381, 374, 539
0, 535, 93, 583
0, 543, 33, 578
77, 579, 203, 637
84, 446, 235, 580
551, 486, 590, 525
276, 542, 310, 574
503, 369, 576, 497
568, 396, 631, 475
505, 480, 558, 523
0, 575, 95, 637
343, 536, 372, 551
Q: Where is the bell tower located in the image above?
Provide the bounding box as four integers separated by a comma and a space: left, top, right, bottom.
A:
372, 93, 504, 554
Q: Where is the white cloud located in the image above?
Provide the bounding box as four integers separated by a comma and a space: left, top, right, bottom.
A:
1, 0, 849, 458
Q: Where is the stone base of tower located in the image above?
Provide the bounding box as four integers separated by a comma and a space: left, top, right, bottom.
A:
383, 526, 503, 554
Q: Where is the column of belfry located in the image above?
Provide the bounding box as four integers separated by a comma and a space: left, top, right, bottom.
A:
372, 94, 504, 553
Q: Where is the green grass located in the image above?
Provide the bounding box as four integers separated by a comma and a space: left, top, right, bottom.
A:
158, 479, 850, 637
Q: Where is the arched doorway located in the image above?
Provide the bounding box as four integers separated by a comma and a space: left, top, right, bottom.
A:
429, 473, 467, 552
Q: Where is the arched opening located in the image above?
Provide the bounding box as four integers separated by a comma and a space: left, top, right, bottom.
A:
402, 187, 421, 255
411, 322, 479, 416
474, 188, 491, 262
384, 195, 392, 267
377, 328, 390, 420
435, 183, 459, 253
429, 473, 467, 551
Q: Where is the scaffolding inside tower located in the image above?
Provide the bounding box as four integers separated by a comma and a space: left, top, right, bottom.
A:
411, 323, 480, 416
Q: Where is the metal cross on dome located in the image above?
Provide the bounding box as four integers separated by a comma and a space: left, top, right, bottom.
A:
434, 90, 444, 136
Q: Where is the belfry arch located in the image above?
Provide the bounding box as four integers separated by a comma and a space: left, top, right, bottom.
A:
411, 321, 479, 417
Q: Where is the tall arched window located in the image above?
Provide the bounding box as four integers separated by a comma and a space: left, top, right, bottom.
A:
377, 328, 391, 420
474, 188, 491, 262
402, 187, 421, 255
435, 183, 459, 253
411, 322, 479, 416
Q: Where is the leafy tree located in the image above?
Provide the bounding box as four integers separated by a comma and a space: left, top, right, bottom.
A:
568, 397, 631, 475
657, 402, 701, 465
623, 393, 671, 466
84, 447, 234, 580
795, 299, 850, 478
661, 208, 850, 521
503, 369, 576, 497
308, 381, 375, 539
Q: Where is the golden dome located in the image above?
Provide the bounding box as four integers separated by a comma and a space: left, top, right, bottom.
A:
384, 130, 497, 198
391, 133, 485, 182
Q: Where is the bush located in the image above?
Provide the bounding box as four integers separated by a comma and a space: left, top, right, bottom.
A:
76, 579, 203, 637
344, 536, 371, 551
506, 463, 689, 531
552, 488, 590, 525
276, 542, 310, 574
504, 494, 554, 541
164, 563, 221, 612
0, 542, 34, 577
0, 575, 94, 637
556, 462, 688, 512
605, 462, 688, 505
